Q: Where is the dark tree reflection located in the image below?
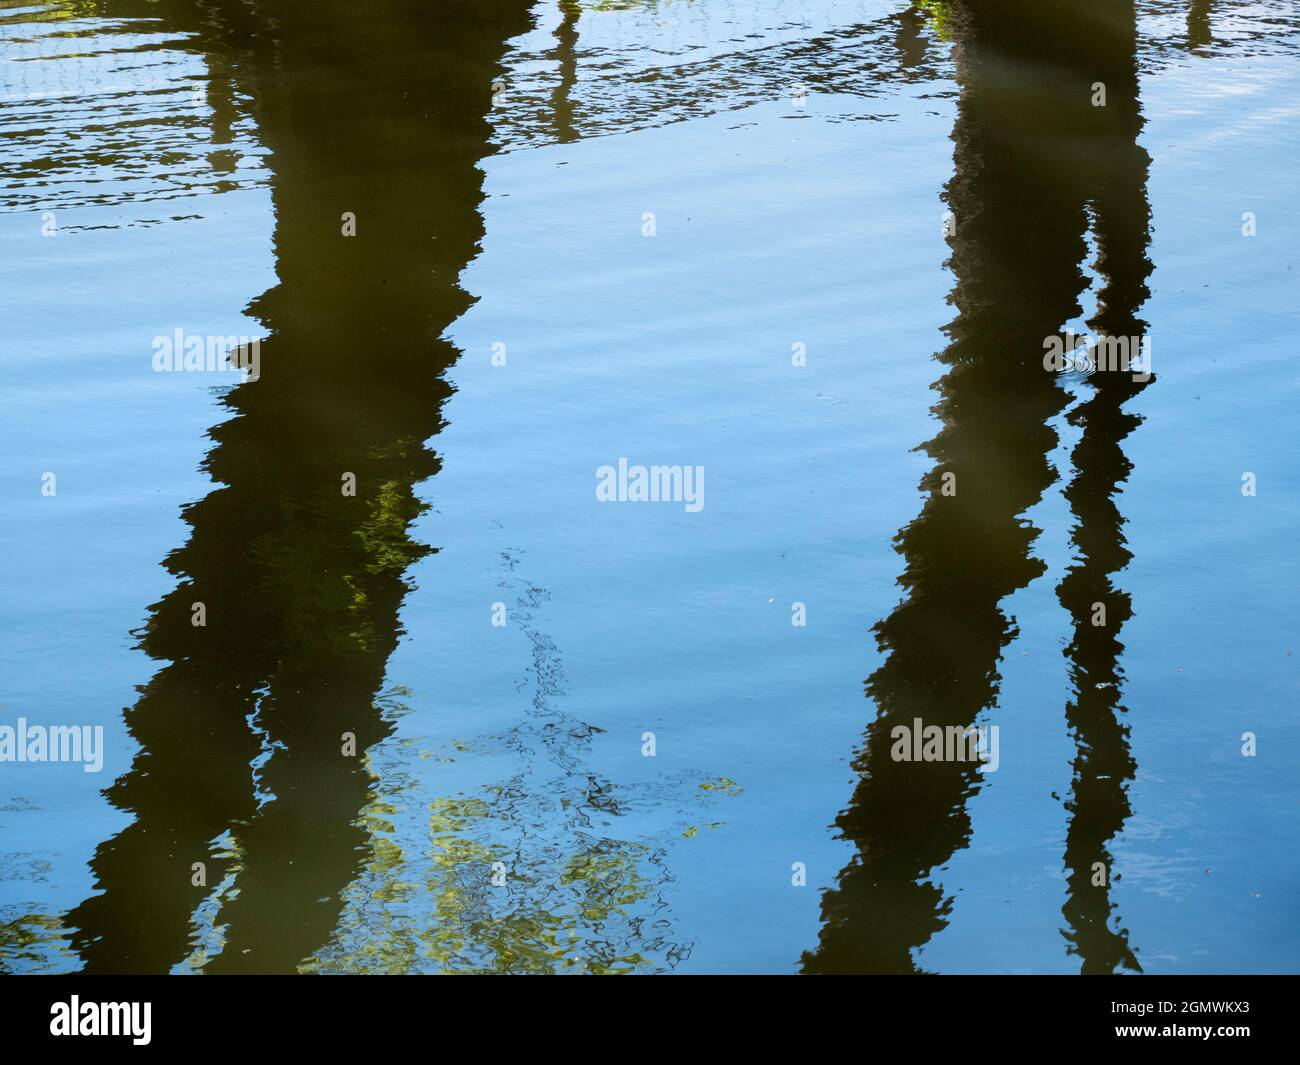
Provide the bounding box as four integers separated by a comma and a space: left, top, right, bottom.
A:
804, 0, 1153, 974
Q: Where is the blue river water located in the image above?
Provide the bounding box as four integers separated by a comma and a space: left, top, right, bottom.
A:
1, 0, 1297, 973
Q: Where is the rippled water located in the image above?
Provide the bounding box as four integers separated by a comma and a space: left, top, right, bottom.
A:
1, 0, 1298, 974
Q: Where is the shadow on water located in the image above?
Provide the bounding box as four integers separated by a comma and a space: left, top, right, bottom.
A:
62, 0, 538, 973
803, 0, 1154, 974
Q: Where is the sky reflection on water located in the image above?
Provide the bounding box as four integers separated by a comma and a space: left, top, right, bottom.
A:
1, 0, 1298, 974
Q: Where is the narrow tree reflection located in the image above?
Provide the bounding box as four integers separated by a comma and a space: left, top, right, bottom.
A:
1057, 0, 1153, 967
549, 0, 582, 144
1186, 1, 1215, 51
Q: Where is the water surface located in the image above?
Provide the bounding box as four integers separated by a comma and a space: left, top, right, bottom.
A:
1, 0, 1298, 974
